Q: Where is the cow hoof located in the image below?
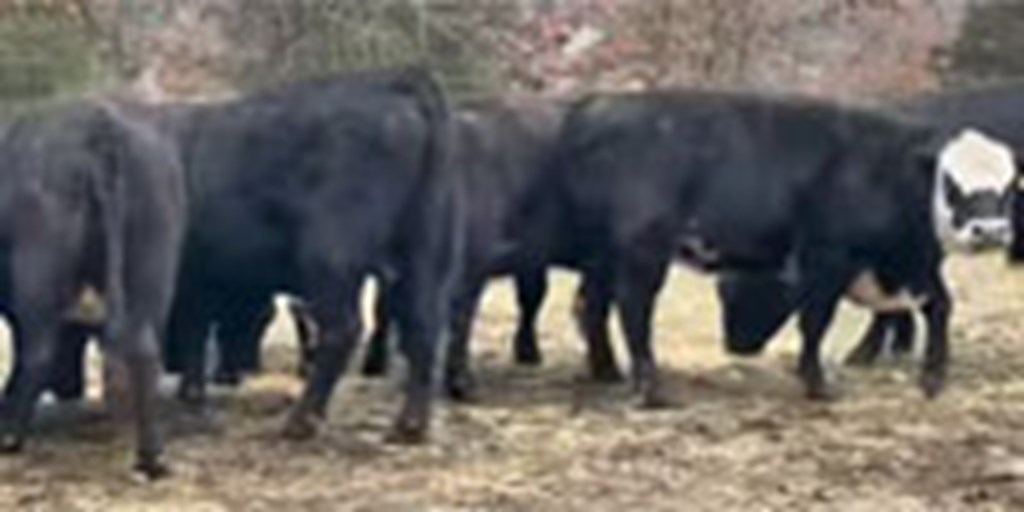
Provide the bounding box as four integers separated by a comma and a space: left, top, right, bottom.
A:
178, 408, 225, 436
804, 382, 841, 402
636, 391, 672, 410
890, 349, 913, 366
920, 372, 946, 400
444, 372, 478, 403
360, 358, 389, 378
213, 371, 243, 387
51, 379, 87, 402
133, 459, 171, 481
386, 421, 428, 445
361, 336, 390, 377
176, 384, 206, 408
591, 365, 624, 384
513, 334, 543, 367
282, 414, 321, 441
513, 348, 543, 367
844, 347, 880, 368
54, 393, 86, 404
0, 434, 23, 454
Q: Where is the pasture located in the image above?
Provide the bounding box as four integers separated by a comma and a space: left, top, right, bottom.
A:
1, 254, 1022, 511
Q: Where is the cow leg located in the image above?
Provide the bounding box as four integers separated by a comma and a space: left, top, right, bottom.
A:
1, 235, 74, 453
512, 269, 547, 366
388, 186, 459, 440
361, 275, 396, 377
170, 298, 215, 408
390, 265, 451, 442
0, 317, 59, 453
796, 265, 851, 401
106, 291, 172, 479
2, 327, 25, 407
890, 312, 916, 359
847, 312, 917, 366
119, 210, 184, 479
4, 324, 88, 405
49, 324, 91, 402
920, 274, 951, 399
845, 313, 893, 367
573, 272, 622, 382
288, 299, 319, 379
443, 279, 486, 402
614, 256, 669, 408
105, 319, 167, 478
129, 329, 166, 480
214, 295, 272, 387
6, 329, 102, 408
282, 280, 363, 441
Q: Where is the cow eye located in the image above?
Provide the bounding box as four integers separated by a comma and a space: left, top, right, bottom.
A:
943, 174, 965, 207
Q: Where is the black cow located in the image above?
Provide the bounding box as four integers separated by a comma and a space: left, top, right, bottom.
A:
187, 98, 567, 401
847, 85, 1024, 363
0, 100, 187, 478
157, 69, 461, 442
721, 84, 1024, 367
364, 98, 566, 398
545, 90, 977, 405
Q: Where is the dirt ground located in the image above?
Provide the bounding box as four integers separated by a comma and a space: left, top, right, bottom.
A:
2, 254, 1024, 511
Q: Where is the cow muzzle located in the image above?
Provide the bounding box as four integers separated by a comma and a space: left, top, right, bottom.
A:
718, 273, 797, 356
959, 218, 1012, 252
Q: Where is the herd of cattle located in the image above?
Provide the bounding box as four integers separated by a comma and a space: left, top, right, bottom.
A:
0, 67, 1023, 479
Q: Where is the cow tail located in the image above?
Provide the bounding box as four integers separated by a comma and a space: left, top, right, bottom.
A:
419, 71, 463, 287
398, 70, 463, 357
408, 69, 451, 184
93, 104, 129, 354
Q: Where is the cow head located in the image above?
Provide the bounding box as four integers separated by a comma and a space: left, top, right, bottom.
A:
717, 271, 798, 355
931, 129, 1017, 251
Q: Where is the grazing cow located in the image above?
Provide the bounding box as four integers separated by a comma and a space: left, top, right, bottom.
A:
545, 90, 998, 405
0, 100, 187, 478
721, 85, 1024, 366
158, 69, 461, 443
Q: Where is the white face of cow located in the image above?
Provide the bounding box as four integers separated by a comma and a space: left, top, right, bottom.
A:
933, 129, 1017, 251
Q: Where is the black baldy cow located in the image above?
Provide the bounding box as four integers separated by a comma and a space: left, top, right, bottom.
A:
846, 127, 1017, 363
719, 97, 1023, 366
549, 90, 985, 405
846, 83, 1024, 362
932, 128, 1016, 248
0, 100, 186, 478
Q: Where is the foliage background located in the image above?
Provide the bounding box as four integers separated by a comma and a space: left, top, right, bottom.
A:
0, 0, 1016, 109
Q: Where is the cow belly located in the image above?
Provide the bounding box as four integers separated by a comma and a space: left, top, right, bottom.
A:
846, 271, 925, 312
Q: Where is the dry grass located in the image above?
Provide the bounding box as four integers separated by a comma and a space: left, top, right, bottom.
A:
2, 254, 1024, 511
